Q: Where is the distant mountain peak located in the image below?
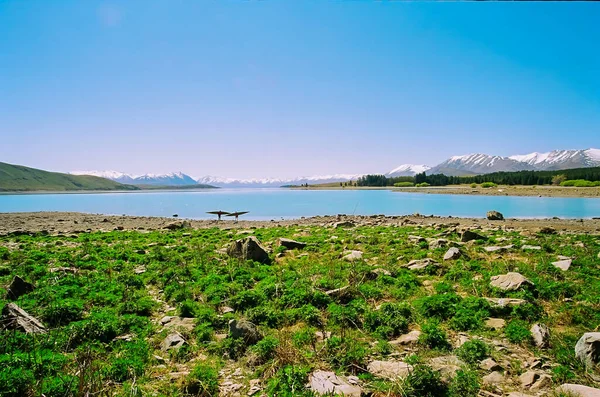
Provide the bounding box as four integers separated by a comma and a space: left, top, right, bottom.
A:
387, 164, 431, 177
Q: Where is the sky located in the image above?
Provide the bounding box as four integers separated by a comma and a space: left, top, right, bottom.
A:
1, 1, 599, 179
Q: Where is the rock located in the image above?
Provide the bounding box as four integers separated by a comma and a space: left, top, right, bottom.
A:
160, 316, 196, 332
556, 384, 600, 397
48, 267, 78, 274
531, 323, 550, 348
369, 268, 391, 279
519, 371, 539, 388
484, 244, 514, 253
482, 371, 504, 385
315, 331, 331, 343
484, 297, 527, 308
538, 227, 557, 235
390, 330, 421, 346
480, 358, 502, 371
461, 230, 486, 242
575, 332, 600, 367
485, 318, 506, 330
429, 356, 465, 380
530, 374, 552, 391
342, 250, 363, 261
490, 272, 533, 291
161, 332, 186, 351
228, 319, 261, 345
405, 258, 438, 271
487, 211, 504, 221
552, 259, 572, 271
277, 238, 306, 250
408, 235, 426, 243
325, 285, 350, 297
1, 303, 46, 333
308, 370, 362, 397
220, 306, 235, 314
164, 221, 191, 230
507, 392, 536, 397
367, 360, 412, 380
428, 239, 448, 249
6, 275, 34, 300
227, 236, 270, 264
522, 245, 542, 251
443, 247, 462, 261
333, 221, 355, 228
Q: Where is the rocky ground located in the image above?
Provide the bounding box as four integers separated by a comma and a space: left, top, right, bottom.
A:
1, 211, 600, 236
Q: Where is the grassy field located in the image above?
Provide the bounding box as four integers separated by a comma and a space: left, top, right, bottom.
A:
1, 221, 599, 396
0, 162, 139, 192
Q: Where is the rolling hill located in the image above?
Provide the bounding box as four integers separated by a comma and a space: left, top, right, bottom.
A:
0, 162, 140, 192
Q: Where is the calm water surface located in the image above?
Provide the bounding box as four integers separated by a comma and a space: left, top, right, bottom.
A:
0, 189, 599, 220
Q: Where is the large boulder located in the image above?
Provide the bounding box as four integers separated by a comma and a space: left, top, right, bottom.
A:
484, 297, 527, 308
1, 303, 46, 333
227, 236, 270, 264
461, 230, 487, 242
308, 371, 362, 397
405, 258, 439, 271
490, 272, 533, 291
6, 275, 34, 300
160, 316, 196, 332
487, 211, 504, 221
428, 239, 448, 249
161, 332, 186, 351
277, 238, 307, 250
556, 384, 600, 397
429, 355, 465, 380
552, 259, 572, 271
367, 360, 412, 380
575, 332, 600, 367
443, 247, 462, 261
531, 323, 550, 348
228, 319, 262, 345
342, 250, 363, 261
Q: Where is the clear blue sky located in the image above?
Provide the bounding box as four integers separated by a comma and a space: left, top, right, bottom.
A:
1, 1, 599, 178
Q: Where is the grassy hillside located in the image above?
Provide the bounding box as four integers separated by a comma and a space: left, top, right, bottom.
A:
0, 162, 139, 192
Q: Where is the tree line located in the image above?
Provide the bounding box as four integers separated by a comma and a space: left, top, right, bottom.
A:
356, 166, 600, 187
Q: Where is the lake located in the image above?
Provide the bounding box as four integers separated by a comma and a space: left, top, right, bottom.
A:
0, 189, 599, 220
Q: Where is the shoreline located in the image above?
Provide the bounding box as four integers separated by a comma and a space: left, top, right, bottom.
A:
1, 211, 599, 235
292, 184, 600, 198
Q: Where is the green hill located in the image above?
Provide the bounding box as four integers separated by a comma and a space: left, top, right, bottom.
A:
0, 162, 140, 192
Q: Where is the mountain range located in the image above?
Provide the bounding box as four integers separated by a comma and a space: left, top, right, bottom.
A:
71, 148, 600, 187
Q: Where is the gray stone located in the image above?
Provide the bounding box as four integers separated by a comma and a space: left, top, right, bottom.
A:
333, 221, 355, 228
161, 332, 186, 351
485, 318, 506, 330
429, 356, 465, 380
531, 323, 550, 348
308, 370, 362, 397
519, 371, 539, 388
228, 319, 261, 345
277, 238, 307, 250
405, 258, 438, 271
409, 235, 426, 243
575, 332, 600, 367
480, 358, 502, 371
367, 360, 412, 380
538, 227, 557, 235
160, 316, 196, 332
530, 374, 552, 391
556, 384, 600, 397
507, 393, 536, 397
325, 285, 350, 297
490, 272, 533, 291
484, 297, 527, 308
428, 238, 448, 249
227, 236, 270, 264
443, 247, 462, 261
390, 330, 421, 346
487, 211, 504, 220
482, 371, 504, 385
552, 259, 572, 271
1, 303, 46, 333
164, 221, 191, 230
522, 245, 542, 251
342, 250, 363, 261
484, 244, 514, 253
461, 230, 487, 242
6, 275, 34, 300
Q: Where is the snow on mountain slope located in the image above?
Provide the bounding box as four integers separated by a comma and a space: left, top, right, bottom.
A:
427, 154, 532, 176
196, 174, 362, 187
387, 164, 431, 177
71, 170, 136, 184
71, 171, 198, 186
509, 148, 600, 170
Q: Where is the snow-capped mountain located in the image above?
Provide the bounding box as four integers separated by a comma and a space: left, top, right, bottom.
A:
196, 174, 363, 188
387, 164, 431, 177
426, 148, 600, 176
427, 154, 531, 176
509, 148, 600, 171
71, 171, 198, 186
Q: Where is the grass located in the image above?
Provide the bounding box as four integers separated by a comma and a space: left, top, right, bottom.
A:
0, 222, 599, 396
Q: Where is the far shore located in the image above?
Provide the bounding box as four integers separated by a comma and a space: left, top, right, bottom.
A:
291, 184, 600, 198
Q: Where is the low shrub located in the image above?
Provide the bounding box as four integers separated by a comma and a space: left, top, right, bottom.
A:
394, 182, 415, 187
481, 182, 497, 188
185, 362, 220, 396
456, 339, 490, 364
560, 179, 600, 187
449, 369, 480, 397
418, 321, 449, 350
404, 364, 447, 397
505, 319, 531, 344
266, 365, 313, 397
416, 182, 430, 187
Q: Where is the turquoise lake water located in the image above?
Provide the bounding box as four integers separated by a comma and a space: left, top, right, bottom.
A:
1, 189, 599, 220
